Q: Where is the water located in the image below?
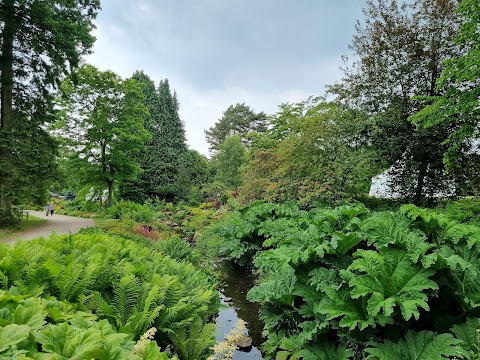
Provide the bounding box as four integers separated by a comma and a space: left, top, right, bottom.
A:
215, 260, 265, 360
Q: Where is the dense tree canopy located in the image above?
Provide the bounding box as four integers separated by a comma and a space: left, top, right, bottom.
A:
213, 135, 246, 190
242, 98, 382, 205
328, 0, 463, 203
205, 103, 267, 153
410, 0, 480, 194
119, 75, 189, 203
57, 65, 149, 207
0, 0, 100, 225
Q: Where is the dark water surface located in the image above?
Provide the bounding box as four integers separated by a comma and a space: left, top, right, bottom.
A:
216, 261, 265, 360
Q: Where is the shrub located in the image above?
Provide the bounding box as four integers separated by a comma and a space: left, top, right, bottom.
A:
203, 201, 480, 359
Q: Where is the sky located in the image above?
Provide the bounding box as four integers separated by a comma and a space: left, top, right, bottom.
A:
86, 1, 366, 156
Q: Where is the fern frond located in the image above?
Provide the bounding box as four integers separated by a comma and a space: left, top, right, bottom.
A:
113, 274, 141, 328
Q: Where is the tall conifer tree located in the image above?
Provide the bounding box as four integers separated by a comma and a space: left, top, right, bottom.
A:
120, 75, 188, 202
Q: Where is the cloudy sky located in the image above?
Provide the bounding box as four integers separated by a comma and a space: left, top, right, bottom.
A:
86, 1, 365, 156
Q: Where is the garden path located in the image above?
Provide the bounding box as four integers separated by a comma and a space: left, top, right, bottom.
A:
1, 210, 94, 245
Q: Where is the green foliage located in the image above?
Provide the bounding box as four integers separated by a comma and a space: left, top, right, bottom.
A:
0, 230, 219, 359
329, 0, 464, 203
212, 135, 247, 189
0, 289, 175, 359
409, 0, 480, 178
119, 73, 191, 203
242, 98, 382, 206
169, 316, 216, 360
364, 330, 461, 360
108, 200, 155, 223
0, 0, 100, 225
204, 200, 480, 358
205, 102, 267, 153
57, 65, 150, 207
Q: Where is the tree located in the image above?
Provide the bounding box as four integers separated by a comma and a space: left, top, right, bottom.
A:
57, 65, 149, 207
118, 75, 189, 203
205, 103, 267, 153
0, 0, 100, 225
410, 0, 480, 193
242, 97, 382, 205
119, 71, 160, 202
213, 135, 247, 189
150, 79, 188, 201
328, 0, 463, 203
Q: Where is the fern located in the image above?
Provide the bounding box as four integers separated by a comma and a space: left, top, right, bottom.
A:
169, 316, 216, 360
113, 274, 141, 328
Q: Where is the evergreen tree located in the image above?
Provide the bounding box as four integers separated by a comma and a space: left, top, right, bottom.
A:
119, 71, 159, 202
120, 74, 188, 202
153, 79, 188, 201
0, 0, 100, 226
205, 103, 267, 154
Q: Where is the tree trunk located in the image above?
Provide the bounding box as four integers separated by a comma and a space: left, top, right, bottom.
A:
107, 180, 113, 208
0, 0, 15, 224
414, 166, 426, 205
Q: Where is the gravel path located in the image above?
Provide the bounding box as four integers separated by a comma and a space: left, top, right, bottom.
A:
2, 210, 94, 245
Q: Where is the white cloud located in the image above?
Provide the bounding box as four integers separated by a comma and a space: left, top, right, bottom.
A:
85, 1, 364, 156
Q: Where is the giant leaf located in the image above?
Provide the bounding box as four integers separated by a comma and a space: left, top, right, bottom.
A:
348, 248, 438, 321
298, 339, 354, 360
364, 330, 462, 359
0, 324, 31, 352
450, 317, 480, 356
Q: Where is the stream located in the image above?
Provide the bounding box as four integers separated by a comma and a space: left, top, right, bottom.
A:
216, 260, 265, 360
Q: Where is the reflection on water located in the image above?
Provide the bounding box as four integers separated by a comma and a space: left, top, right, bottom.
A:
216, 261, 265, 360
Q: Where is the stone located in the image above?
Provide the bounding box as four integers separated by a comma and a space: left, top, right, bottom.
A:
235, 335, 253, 348
193, 231, 201, 242
223, 297, 232, 302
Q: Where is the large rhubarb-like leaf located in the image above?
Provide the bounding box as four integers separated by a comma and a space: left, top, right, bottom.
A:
450, 317, 480, 356
364, 330, 462, 359
0, 324, 31, 353
348, 248, 438, 321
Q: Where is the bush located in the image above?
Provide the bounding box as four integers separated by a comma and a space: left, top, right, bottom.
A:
0, 231, 219, 358
108, 200, 155, 222
203, 200, 480, 359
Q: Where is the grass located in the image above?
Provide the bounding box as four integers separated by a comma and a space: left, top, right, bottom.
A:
0, 216, 47, 242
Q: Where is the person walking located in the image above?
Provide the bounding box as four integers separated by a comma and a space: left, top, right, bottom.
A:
45, 204, 50, 216
48, 204, 54, 216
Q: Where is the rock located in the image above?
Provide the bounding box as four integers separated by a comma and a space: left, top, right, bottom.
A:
235, 335, 252, 348
223, 297, 232, 302
192, 231, 201, 242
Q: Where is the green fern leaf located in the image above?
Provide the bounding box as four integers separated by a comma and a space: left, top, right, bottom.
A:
364, 330, 462, 360
113, 274, 141, 328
